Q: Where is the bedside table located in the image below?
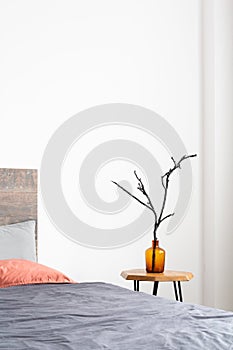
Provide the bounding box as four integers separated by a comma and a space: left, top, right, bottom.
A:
121, 269, 194, 302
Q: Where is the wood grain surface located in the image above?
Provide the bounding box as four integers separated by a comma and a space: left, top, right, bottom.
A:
121, 269, 194, 282
0, 168, 38, 253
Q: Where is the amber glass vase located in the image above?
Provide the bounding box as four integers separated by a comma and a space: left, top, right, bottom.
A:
145, 240, 165, 273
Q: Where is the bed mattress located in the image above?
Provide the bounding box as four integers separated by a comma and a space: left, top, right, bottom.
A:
0, 282, 232, 349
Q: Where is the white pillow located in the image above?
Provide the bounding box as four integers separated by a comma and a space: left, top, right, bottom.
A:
0, 220, 36, 261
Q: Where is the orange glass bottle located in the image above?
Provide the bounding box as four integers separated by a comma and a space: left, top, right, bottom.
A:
145, 240, 165, 273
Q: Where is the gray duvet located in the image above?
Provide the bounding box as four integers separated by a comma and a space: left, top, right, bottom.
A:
0, 282, 232, 349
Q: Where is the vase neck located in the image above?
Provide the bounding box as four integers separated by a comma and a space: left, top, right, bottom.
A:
152, 240, 159, 249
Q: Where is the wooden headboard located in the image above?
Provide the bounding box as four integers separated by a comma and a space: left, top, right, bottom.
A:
0, 168, 38, 252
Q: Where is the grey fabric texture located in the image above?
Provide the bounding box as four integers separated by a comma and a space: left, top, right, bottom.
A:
0, 220, 36, 261
0, 282, 232, 349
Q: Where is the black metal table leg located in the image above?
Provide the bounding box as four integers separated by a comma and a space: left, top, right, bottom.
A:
134, 280, 136, 291
134, 280, 139, 291
133, 279, 183, 301
153, 281, 159, 296
173, 281, 179, 301
178, 281, 183, 302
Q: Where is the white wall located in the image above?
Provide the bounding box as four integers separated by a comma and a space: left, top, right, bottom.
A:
214, 0, 233, 311
202, 0, 233, 311
1, 1, 201, 304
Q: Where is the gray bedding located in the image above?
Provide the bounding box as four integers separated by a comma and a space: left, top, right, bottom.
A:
0, 282, 232, 349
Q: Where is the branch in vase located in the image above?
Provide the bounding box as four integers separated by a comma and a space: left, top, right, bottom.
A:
159, 212, 175, 224
111, 181, 153, 212
157, 154, 197, 227
112, 153, 197, 242
134, 171, 157, 220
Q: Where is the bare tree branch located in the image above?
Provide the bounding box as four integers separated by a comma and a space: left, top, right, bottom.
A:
171, 157, 176, 167
112, 153, 197, 243
134, 171, 156, 216
111, 181, 153, 212
159, 212, 175, 224
157, 154, 197, 227
161, 176, 166, 189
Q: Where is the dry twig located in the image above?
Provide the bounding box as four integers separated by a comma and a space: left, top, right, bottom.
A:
112, 154, 197, 242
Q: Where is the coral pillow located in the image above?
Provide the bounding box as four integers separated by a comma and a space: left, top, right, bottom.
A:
0, 259, 75, 288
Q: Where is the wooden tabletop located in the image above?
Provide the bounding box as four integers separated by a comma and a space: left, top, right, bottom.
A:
121, 269, 194, 282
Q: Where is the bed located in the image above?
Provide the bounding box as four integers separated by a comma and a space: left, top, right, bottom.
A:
0, 169, 233, 349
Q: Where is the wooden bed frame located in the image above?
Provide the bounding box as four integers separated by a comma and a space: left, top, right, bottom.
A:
0, 168, 38, 253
